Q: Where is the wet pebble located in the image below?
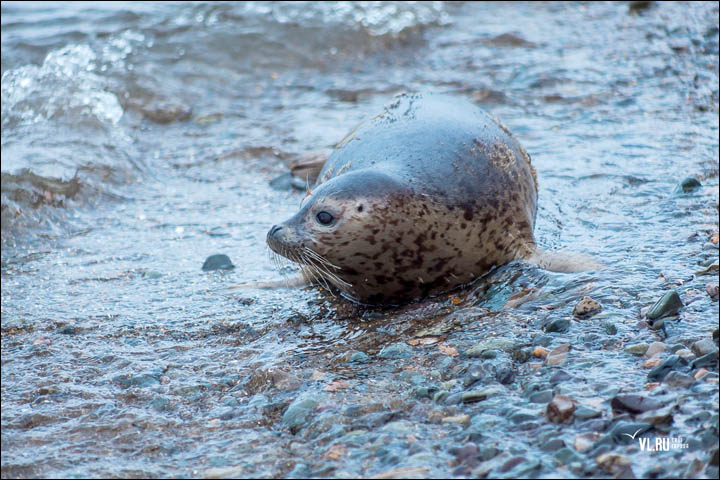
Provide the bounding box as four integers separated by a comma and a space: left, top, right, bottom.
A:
347, 351, 370, 363
546, 394, 575, 424
462, 386, 501, 403
201, 254, 235, 271
624, 343, 649, 356
574, 432, 603, 452
554, 447, 583, 465
544, 318, 570, 333
690, 352, 718, 369
596, 453, 632, 475
647, 354, 683, 381
610, 394, 663, 413
645, 341, 666, 358
574, 405, 602, 419
607, 421, 652, 442
646, 290, 683, 320
282, 395, 320, 434
545, 344, 570, 366
662, 371, 696, 388
573, 296, 602, 318
465, 338, 513, 357
549, 369, 573, 384
378, 342, 413, 359
677, 177, 702, 193
706, 283, 719, 299
691, 338, 718, 357
529, 389, 553, 404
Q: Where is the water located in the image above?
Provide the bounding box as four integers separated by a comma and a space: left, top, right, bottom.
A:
2, 1, 718, 478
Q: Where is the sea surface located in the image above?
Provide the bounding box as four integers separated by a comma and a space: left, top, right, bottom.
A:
2, 1, 718, 478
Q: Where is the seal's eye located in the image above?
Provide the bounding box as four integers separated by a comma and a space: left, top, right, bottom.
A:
316, 211, 334, 225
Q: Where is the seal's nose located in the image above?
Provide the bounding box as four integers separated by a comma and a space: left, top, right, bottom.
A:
268, 225, 283, 237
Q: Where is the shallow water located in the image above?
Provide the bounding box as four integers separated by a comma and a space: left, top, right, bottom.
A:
2, 1, 718, 478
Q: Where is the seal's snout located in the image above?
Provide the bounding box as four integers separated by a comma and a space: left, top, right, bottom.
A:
268, 225, 283, 237
266, 224, 284, 255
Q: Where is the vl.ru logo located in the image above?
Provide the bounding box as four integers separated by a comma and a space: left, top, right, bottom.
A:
623, 430, 689, 452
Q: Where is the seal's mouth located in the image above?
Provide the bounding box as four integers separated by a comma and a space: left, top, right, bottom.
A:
266, 224, 352, 291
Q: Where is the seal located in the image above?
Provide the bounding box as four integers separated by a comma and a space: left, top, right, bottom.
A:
266, 93, 585, 305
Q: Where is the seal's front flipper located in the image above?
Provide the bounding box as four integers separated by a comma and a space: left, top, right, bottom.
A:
526, 248, 603, 273
226, 273, 309, 290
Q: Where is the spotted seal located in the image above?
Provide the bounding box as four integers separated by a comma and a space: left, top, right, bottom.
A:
266, 93, 586, 305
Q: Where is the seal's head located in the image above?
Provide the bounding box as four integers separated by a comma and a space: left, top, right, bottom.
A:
267, 169, 413, 303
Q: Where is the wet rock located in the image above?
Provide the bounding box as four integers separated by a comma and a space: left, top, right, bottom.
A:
202, 254, 235, 271
444, 392, 463, 405
624, 343, 649, 356
546, 344, 571, 366
645, 342, 666, 358
347, 351, 370, 363
554, 447, 583, 465
601, 321, 617, 335
246, 368, 301, 393
628, 1, 654, 13
692, 338, 718, 357
646, 290, 683, 320
574, 432, 603, 452
532, 346, 548, 358
675, 349, 695, 362
378, 342, 412, 359
512, 347, 533, 363
647, 355, 683, 382
691, 352, 718, 369
546, 394, 575, 424
677, 177, 702, 193
462, 386, 501, 403
637, 405, 674, 427
574, 405, 602, 419
538, 434, 566, 452
596, 453, 632, 475
573, 296, 602, 318
532, 334, 554, 347
549, 369, 573, 384
441, 414, 470, 425
706, 283, 719, 299
544, 318, 570, 333
508, 410, 537, 424
432, 390, 449, 404
282, 395, 320, 434
494, 366, 516, 385
204, 466, 245, 478
462, 363, 492, 387
662, 371, 695, 388
411, 386, 438, 400
611, 394, 663, 414
529, 389, 553, 404
465, 338, 513, 357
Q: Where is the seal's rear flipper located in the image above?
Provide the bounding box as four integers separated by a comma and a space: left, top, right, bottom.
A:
526, 248, 603, 273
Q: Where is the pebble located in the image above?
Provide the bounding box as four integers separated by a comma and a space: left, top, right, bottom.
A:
607, 421, 652, 442
282, 395, 320, 434
647, 354, 682, 381
645, 342, 666, 358
706, 283, 719, 299
690, 352, 718, 369
532, 346, 548, 358
544, 318, 570, 333
529, 389, 553, 404
465, 338, 513, 357
624, 343, 649, 356
462, 386, 502, 403
574, 405, 602, 419
554, 448, 583, 465
573, 296, 602, 318
347, 351, 370, 363
662, 371, 696, 388
549, 370, 573, 384
378, 342, 413, 359
677, 177, 702, 192
574, 432, 603, 452
646, 290, 683, 320
462, 363, 492, 387
691, 338, 718, 357
596, 453, 631, 475
546, 344, 571, 366
546, 394, 575, 424
637, 405, 673, 427
441, 414, 470, 425
675, 349, 695, 362
201, 254, 235, 271
611, 394, 663, 413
